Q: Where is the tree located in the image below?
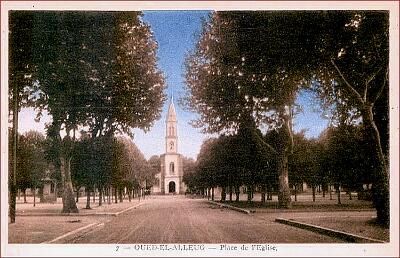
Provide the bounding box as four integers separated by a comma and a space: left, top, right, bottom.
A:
148, 155, 161, 189
71, 136, 112, 208
184, 128, 274, 203
9, 131, 48, 206
192, 136, 243, 201
182, 157, 196, 177
184, 11, 334, 208
181, 157, 195, 194
8, 11, 37, 223
185, 11, 390, 221
9, 132, 29, 203
233, 127, 273, 203
19, 11, 166, 213
110, 137, 128, 202
289, 132, 309, 201
320, 124, 375, 204
310, 11, 389, 224
108, 136, 149, 202
124, 137, 149, 199
25, 131, 47, 206
193, 138, 219, 199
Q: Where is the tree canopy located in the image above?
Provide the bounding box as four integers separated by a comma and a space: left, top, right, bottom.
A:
10, 131, 47, 192
27, 11, 166, 137
184, 10, 390, 221
9, 11, 166, 213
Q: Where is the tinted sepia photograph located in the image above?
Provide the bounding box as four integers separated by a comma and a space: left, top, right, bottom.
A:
1, 1, 399, 257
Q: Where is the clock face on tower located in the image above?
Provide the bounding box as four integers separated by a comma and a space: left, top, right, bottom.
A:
169, 141, 175, 152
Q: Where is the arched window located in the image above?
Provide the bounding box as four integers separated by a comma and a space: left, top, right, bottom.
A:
168, 125, 174, 136
169, 162, 175, 174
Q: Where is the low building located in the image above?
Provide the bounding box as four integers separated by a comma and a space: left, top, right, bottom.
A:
40, 176, 57, 203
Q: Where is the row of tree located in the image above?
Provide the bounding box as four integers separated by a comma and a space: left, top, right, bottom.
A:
290, 124, 376, 203
71, 135, 158, 208
182, 11, 389, 224
9, 11, 166, 221
184, 123, 375, 204
9, 130, 158, 209
8, 131, 47, 206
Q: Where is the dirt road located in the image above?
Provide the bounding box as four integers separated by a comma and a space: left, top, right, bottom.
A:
61, 195, 342, 243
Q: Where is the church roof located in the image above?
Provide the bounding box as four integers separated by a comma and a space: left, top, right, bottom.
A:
167, 98, 177, 121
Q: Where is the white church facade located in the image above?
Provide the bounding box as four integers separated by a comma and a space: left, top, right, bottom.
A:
151, 99, 186, 194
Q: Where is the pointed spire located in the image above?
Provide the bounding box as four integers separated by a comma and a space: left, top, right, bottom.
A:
167, 95, 177, 122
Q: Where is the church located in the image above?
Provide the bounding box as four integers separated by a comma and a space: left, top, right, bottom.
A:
151, 99, 186, 194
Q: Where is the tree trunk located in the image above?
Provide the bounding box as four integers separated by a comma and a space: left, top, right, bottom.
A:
261, 191, 266, 203
362, 105, 389, 225
33, 187, 36, 207
93, 189, 96, 203
329, 184, 333, 200
229, 186, 233, 202
277, 151, 292, 208
261, 185, 266, 203
247, 186, 253, 202
276, 115, 293, 208
348, 191, 352, 200
235, 186, 240, 202
294, 184, 297, 202
221, 187, 226, 201
211, 187, 214, 201
9, 86, 19, 223
119, 187, 123, 203
335, 183, 341, 205
76, 186, 80, 203
86, 188, 91, 209
99, 187, 103, 206
23, 189, 27, 203
61, 156, 79, 213
114, 187, 118, 203
18, 189, 20, 200
312, 185, 316, 202
267, 183, 273, 200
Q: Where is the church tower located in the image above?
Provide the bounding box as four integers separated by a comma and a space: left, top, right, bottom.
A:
157, 98, 185, 194
165, 99, 178, 154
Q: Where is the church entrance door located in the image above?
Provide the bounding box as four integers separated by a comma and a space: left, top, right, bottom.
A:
168, 181, 176, 193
